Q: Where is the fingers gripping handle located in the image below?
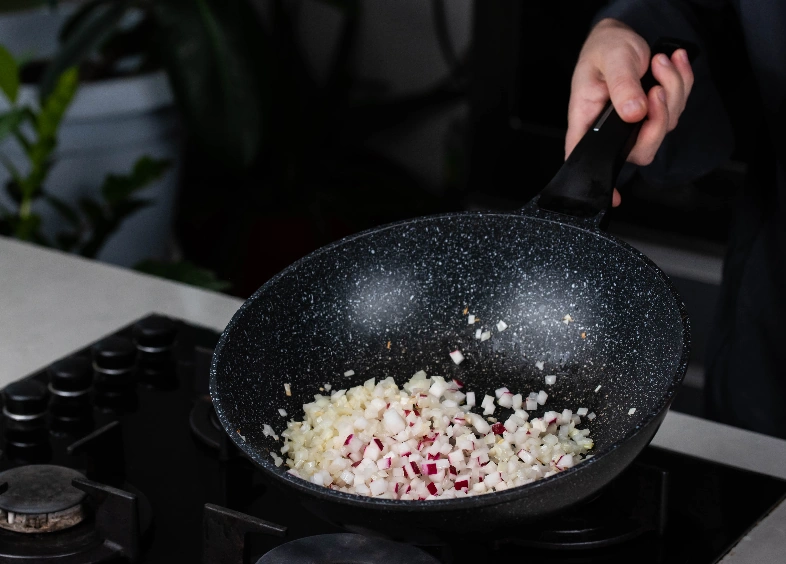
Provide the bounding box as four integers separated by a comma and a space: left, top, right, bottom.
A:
535, 37, 699, 222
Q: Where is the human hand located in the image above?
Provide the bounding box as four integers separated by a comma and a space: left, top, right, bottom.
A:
565, 18, 694, 206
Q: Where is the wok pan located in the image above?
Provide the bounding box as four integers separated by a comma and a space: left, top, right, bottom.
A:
211, 41, 691, 540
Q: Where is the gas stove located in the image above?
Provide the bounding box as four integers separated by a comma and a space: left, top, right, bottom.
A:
0, 314, 783, 563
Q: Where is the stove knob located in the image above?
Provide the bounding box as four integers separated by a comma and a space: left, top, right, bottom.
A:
48, 357, 93, 395
133, 316, 177, 353
3, 380, 48, 420
92, 336, 136, 384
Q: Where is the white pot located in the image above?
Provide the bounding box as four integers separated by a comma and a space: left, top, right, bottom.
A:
0, 7, 181, 268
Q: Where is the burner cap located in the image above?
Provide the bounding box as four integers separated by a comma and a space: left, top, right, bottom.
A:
0, 465, 87, 533
92, 337, 136, 371
3, 380, 49, 417
133, 316, 177, 352
256, 534, 439, 564
49, 357, 93, 393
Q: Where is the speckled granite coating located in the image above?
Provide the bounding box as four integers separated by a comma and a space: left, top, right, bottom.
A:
211, 209, 690, 536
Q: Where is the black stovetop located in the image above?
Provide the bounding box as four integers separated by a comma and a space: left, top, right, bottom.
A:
0, 314, 784, 563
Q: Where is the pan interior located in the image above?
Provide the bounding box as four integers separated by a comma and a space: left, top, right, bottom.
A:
212, 214, 687, 483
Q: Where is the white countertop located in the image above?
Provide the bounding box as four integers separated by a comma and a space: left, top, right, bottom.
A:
0, 236, 784, 561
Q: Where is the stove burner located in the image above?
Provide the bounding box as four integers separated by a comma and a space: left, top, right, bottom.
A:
0, 465, 87, 534
257, 534, 440, 564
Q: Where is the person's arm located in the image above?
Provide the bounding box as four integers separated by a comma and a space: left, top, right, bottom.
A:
567, 0, 734, 205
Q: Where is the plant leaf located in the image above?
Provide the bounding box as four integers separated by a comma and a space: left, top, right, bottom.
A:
78, 198, 151, 259
101, 156, 171, 205
77, 196, 106, 225
43, 193, 81, 227
0, 110, 25, 144
135, 259, 232, 292
59, 0, 116, 42
36, 67, 79, 142
39, 0, 129, 101
153, 0, 269, 170
0, 45, 20, 104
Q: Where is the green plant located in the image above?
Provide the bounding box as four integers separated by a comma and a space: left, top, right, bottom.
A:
0, 45, 167, 256
0, 45, 229, 291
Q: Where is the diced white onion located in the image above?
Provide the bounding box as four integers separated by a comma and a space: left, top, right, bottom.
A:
284, 383, 292, 396
480, 331, 491, 342
468, 314, 476, 324
545, 375, 556, 385
594, 385, 601, 392
344, 370, 355, 377
535, 361, 544, 371
280, 370, 594, 500
496, 320, 508, 332
449, 350, 465, 365
278, 408, 287, 417
475, 329, 482, 339
628, 408, 636, 415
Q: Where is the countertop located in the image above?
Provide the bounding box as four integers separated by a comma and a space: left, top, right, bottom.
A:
1, 236, 784, 562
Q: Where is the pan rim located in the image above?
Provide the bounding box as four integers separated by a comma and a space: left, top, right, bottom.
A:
210, 210, 691, 511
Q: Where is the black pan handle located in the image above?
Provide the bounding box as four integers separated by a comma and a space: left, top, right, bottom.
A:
529, 37, 699, 226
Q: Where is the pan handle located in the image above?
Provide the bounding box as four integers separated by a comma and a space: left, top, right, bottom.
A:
525, 37, 699, 228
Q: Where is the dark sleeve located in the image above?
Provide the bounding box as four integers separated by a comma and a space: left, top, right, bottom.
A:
594, 0, 734, 188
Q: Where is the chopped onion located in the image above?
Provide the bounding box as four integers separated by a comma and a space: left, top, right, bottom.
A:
449, 350, 465, 365
480, 331, 491, 342
535, 361, 544, 371
545, 375, 556, 385
324, 383, 332, 391
284, 383, 292, 396
587, 412, 596, 420
496, 320, 508, 332
278, 408, 287, 417
468, 314, 476, 324
281, 371, 594, 500
344, 370, 355, 377
475, 329, 482, 339
594, 384, 602, 392
563, 314, 573, 325
537, 390, 548, 405
577, 407, 588, 416
628, 408, 636, 415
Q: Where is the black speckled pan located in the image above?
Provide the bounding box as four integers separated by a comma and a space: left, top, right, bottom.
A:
211, 46, 691, 541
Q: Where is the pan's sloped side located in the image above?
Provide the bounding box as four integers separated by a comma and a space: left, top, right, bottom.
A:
211, 212, 688, 535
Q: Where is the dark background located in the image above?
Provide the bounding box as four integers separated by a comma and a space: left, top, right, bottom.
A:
173, 0, 751, 299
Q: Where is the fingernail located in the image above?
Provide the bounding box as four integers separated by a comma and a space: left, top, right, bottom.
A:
657, 87, 667, 103
677, 49, 689, 64
622, 99, 644, 116
657, 54, 671, 66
